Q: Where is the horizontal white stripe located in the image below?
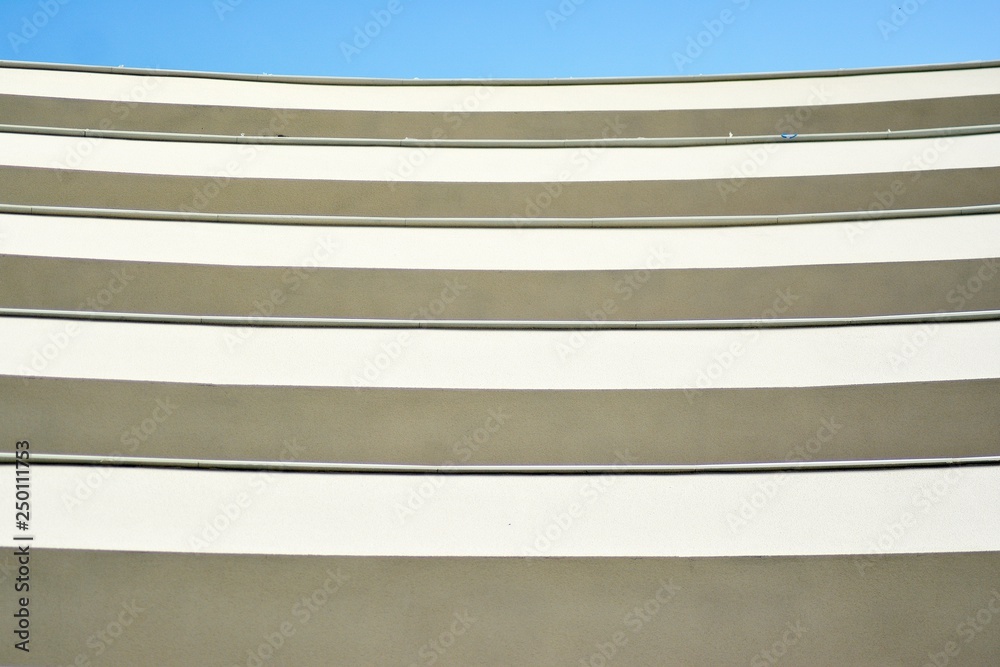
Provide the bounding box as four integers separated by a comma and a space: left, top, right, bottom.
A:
3, 465, 996, 557
3, 131, 995, 182
1, 66, 998, 112
2, 212, 999, 269
5, 318, 998, 389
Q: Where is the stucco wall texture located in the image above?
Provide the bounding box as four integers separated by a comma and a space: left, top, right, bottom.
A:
1, 59, 998, 665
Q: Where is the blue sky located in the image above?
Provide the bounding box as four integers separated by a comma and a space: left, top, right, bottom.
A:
2, 0, 998, 79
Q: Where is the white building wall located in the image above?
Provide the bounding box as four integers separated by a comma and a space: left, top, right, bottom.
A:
0, 60, 998, 666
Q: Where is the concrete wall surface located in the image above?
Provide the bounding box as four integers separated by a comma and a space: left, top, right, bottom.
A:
1, 549, 999, 666
0, 60, 997, 666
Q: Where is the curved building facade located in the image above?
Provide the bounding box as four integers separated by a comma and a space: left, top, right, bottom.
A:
1, 59, 999, 665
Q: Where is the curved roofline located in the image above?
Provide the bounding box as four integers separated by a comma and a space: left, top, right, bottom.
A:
1, 58, 998, 86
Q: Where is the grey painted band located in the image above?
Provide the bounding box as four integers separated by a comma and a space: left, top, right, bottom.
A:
2, 202, 999, 228
3, 122, 998, 148
3, 307, 999, 330
2, 58, 998, 85
1, 452, 997, 474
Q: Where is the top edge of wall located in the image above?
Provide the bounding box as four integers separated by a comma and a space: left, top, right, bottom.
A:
2, 59, 999, 87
